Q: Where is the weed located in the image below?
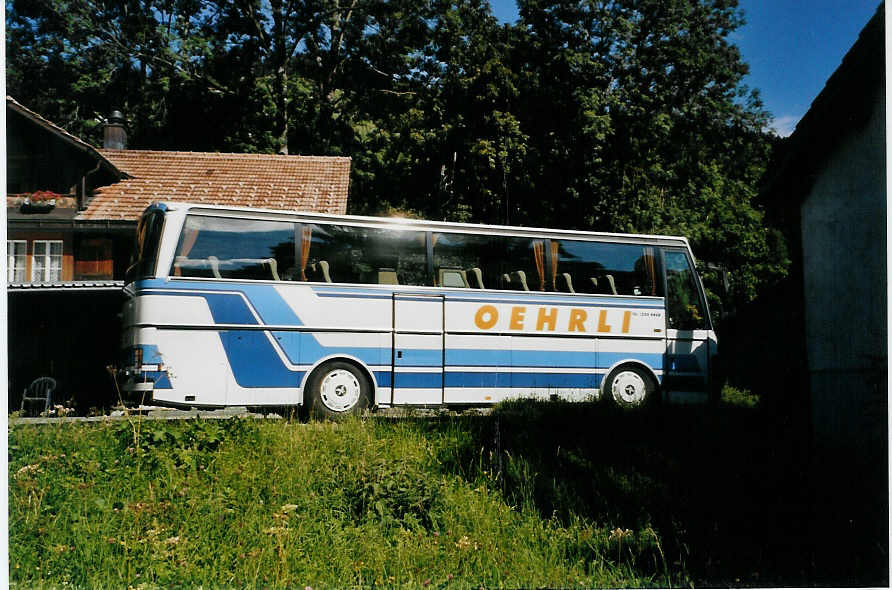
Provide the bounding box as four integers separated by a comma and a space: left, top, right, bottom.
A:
720, 384, 759, 408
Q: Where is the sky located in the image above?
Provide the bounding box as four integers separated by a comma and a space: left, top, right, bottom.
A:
488, 0, 882, 136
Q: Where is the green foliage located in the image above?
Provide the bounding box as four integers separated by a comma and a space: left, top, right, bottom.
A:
9, 405, 888, 587
720, 384, 759, 408
9, 416, 678, 588
341, 457, 442, 529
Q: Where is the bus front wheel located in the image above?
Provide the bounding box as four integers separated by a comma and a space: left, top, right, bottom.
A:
305, 360, 371, 420
604, 365, 655, 409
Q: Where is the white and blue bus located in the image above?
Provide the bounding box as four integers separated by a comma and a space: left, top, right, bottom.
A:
120, 202, 717, 417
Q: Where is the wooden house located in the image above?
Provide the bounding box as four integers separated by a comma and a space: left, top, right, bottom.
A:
6, 97, 351, 410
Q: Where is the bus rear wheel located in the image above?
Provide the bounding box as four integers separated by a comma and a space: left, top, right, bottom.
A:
604, 365, 655, 409
305, 360, 370, 420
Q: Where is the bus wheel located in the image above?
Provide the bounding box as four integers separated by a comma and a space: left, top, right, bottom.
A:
305, 361, 370, 420
604, 365, 654, 409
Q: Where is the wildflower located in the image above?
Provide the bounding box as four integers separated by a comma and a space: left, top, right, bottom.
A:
14, 463, 41, 479
455, 535, 472, 550
165, 536, 180, 546
609, 527, 633, 542
280, 504, 299, 513
53, 405, 73, 417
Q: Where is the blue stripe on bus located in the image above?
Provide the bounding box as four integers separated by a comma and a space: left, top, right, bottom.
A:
141, 282, 303, 326
445, 372, 603, 388
141, 370, 172, 389
219, 330, 303, 388
205, 293, 259, 325
373, 371, 392, 388
394, 372, 443, 388
599, 352, 663, 370
140, 344, 164, 364
271, 332, 390, 367
395, 349, 443, 366
389, 371, 606, 389
445, 348, 511, 366
444, 349, 663, 370
383, 371, 642, 390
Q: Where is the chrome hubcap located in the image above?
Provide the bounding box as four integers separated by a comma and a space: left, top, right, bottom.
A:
320, 369, 361, 412
611, 371, 647, 406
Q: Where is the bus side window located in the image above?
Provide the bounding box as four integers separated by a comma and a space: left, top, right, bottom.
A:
432, 232, 504, 290
554, 240, 662, 296
663, 250, 707, 330
171, 215, 295, 281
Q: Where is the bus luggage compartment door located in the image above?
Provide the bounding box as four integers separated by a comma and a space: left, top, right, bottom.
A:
392, 293, 445, 405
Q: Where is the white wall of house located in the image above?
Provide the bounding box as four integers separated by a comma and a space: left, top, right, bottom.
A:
800, 86, 886, 451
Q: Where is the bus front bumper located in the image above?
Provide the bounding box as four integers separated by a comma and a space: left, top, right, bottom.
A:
118, 365, 171, 402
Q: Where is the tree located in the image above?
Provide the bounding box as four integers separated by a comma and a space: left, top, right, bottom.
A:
509, 0, 786, 301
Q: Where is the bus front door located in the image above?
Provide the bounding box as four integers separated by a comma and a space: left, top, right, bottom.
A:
663, 248, 712, 404
392, 293, 445, 405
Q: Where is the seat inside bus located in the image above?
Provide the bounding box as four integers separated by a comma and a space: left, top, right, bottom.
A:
309, 260, 332, 282
377, 268, 399, 284
598, 273, 618, 295
508, 270, 530, 291
559, 272, 575, 293
467, 267, 484, 289
438, 267, 468, 288
173, 256, 216, 278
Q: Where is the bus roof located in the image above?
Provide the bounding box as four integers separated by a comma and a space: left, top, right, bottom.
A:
145, 201, 693, 250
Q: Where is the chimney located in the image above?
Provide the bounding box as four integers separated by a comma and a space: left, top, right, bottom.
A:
103, 110, 127, 149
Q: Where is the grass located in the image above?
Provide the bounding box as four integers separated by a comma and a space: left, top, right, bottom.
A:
9, 393, 889, 588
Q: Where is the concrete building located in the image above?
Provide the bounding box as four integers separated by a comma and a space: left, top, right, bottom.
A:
769, 6, 886, 454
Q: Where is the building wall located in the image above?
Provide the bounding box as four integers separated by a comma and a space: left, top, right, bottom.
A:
8, 290, 124, 412
800, 86, 887, 451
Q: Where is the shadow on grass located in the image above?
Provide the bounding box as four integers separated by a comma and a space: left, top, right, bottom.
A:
401, 399, 887, 587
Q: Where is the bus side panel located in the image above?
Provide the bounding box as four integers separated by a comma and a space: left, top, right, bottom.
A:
510, 335, 598, 401
442, 294, 664, 403
443, 333, 512, 403
279, 285, 394, 404
151, 328, 230, 405
599, 336, 666, 385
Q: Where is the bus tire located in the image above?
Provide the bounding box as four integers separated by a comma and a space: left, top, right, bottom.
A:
603, 365, 655, 410
305, 360, 370, 420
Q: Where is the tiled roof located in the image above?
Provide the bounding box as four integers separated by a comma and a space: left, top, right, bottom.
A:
77, 150, 351, 221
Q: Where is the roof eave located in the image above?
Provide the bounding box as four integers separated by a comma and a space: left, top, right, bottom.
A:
6, 97, 129, 180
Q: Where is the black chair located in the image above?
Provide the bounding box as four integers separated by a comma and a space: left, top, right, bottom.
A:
20, 377, 56, 416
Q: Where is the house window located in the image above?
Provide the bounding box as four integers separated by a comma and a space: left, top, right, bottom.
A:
7, 240, 27, 282
32, 240, 63, 282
